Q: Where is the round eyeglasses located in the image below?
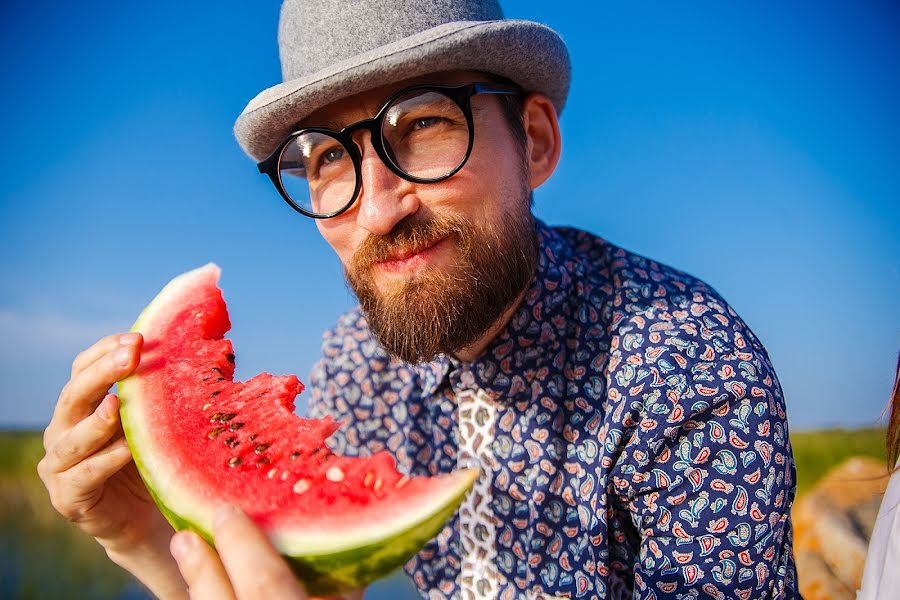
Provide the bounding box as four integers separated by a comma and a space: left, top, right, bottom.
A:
257, 82, 521, 219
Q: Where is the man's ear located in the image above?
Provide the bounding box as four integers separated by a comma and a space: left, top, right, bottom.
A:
522, 93, 562, 190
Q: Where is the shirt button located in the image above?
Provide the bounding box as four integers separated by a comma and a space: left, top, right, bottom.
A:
473, 562, 486, 578
460, 369, 476, 388
459, 457, 482, 471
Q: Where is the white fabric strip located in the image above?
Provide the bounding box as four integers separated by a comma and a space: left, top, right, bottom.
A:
456, 387, 502, 599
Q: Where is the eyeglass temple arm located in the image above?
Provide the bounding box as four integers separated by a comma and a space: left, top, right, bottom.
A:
472, 82, 522, 96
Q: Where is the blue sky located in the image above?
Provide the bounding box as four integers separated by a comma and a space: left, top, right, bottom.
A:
1, 1, 898, 431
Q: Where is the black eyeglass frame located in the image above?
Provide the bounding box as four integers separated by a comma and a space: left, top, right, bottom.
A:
257, 82, 522, 219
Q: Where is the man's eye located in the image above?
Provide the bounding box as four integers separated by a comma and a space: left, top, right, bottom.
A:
322, 147, 346, 164
412, 117, 443, 130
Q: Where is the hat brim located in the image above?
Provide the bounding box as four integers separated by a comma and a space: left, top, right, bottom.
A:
233, 19, 570, 162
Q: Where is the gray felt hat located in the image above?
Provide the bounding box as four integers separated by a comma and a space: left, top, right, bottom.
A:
233, 0, 571, 162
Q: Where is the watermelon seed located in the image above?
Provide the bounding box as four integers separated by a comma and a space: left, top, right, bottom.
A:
208, 427, 226, 439
210, 412, 224, 422
267, 468, 278, 479
220, 413, 237, 421
229, 422, 244, 432
374, 478, 383, 492
396, 475, 410, 488
280, 470, 290, 481
364, 472, 374, 487
216, 378, 226, 382
202, 403, 213, 411
254, 443, 271, 454
224, 437, 240, 448
228, 456, 242, 467
226, 353, 235, 363
202, 377, 210, 382
212, 367, 224, 375
326, 466, 345, 482
290, 451, 301, 461
211, 391, 221, 397
293, 479, 311, 494
256, 456, 270, 465
249, 434, 258, 441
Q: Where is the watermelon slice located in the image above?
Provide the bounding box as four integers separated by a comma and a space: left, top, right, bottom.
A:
118, 264, 477, 595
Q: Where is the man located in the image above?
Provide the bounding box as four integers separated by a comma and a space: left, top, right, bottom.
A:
38, 0, 799, 598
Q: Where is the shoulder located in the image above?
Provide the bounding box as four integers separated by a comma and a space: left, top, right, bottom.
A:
306, 306, 418, 454
547, 225, 715, 305
581, 234, 793, 494
548, 226, 791, 465
858, 465, 900, 598
309, 305, 412, 403
543, 225, 770, 370
555, 225, 767, 358
318, 306, 387, 363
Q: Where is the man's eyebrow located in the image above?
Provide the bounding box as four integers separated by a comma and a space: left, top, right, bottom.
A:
323, 119, 349, 130
296, 118, 345, 131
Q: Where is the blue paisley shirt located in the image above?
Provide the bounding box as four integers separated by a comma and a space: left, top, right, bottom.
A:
308, 221, 798, 599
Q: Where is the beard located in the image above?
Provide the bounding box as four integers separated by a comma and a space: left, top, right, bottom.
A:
345, 195, 538, 364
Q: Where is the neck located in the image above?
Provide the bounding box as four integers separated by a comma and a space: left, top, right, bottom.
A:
451, 286, 528, 364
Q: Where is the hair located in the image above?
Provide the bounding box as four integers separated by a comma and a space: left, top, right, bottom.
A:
483, 73, 528, 149
886, 351, 900, 468
480, 72, 533, 206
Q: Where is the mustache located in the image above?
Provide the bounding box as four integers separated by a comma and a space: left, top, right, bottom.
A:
350, 214, 472, 270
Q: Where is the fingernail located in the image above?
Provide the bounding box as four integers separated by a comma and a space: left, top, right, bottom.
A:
113, 346, 131, 368
170, 531, 194, 561
97, 395, 115, 420
119, 333, 141, 346
213, 504, 240, 528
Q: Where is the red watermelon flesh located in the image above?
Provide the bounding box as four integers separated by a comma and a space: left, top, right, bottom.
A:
118, 264, 477, 594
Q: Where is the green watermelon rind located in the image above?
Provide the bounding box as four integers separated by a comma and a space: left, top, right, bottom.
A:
117, 264, 479, 595
118, 419, 475, 595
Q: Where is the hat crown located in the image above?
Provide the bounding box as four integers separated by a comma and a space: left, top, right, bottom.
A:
278, 0, 504, 80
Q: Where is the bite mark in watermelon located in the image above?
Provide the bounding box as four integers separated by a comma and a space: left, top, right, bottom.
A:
118, 264, 477, 595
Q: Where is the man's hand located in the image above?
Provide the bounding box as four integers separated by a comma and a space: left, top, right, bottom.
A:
38, 333, 191, 599
38, 333, 170, 551
171, 505, 364, 600
171, 505, 308, 599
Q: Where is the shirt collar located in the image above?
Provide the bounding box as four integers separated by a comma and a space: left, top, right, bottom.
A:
414, 219, 575, 403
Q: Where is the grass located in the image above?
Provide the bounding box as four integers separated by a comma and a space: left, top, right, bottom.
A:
0, 431, 44, 474
790, 427, 887, 497
0, 431, 138, 599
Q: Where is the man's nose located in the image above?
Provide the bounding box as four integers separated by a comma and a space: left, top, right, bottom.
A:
353, 130, 419, 235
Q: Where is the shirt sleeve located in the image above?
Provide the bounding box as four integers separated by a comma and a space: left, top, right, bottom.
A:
303, 308, 404, 459
304, 322, 356, 455
306, 356, 332, 420
607, 303, 799, 599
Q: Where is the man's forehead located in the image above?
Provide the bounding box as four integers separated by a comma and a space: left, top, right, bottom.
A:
298, 69, 491, 129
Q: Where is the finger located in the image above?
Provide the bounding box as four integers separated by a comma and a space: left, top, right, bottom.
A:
51, 340, 141, 432
171, 530, 237, 600
41, 394, 121, 474
71, 333, 142, 378
51, 436, 133, 520
213, 505, 308, 599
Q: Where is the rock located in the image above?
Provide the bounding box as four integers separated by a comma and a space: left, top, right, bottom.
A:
793, 457, 891, 600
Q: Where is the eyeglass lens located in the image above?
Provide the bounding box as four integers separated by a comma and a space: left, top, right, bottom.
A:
277, 88, 470, 216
